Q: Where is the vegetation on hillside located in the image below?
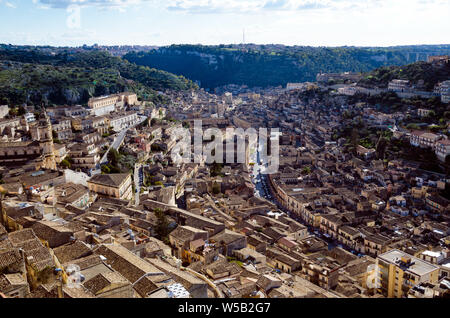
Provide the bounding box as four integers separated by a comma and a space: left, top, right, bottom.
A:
0, 47, 197, 106
124, 44, 450, 89
358, 61, 450, 89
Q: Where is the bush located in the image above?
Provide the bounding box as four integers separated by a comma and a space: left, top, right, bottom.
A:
60, 159, 71, 169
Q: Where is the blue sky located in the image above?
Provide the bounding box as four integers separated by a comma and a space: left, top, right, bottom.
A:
0, 0, 449, 46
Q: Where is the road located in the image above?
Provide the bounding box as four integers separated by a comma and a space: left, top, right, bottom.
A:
204, 194, 235, 222
250, 139, 364, 257
134, 163, 145, 206
98, 115, 148, 167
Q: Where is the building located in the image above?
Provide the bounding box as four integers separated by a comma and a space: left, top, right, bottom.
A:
88, 93, 138, 117
316, 72, 362, 83
0, 141, 42, 166
87, 173, 133, 200
52, 119, 73, 140
0, 105, 9, 119
388, 79, 411, 93
376, 249, 440, 298
435, 139, 450, 162
427, 55, 450, 64
29, 112, 57, 170
88, 95, 120, 116
417, 109, 432, 117
106, 112, 139, 132
409, 131, 440, 149
0, 118, 21, 135
24, 112, 36, 123
437, 80, 450, 104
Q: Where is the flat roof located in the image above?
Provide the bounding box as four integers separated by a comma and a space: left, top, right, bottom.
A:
378, 249, 439, 277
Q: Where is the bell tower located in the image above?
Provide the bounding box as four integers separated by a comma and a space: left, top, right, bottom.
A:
33, 109, 57, 170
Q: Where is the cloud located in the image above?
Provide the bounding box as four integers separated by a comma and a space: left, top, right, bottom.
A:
2, 0, 17, 8
36, 0, 151, 9
164, 0, 389, 14
32, 0, 449, 14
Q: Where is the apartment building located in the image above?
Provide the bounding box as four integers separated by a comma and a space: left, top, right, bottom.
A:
106, 112, 139, 132
409, 131, 440, 148
388, 79, 411, 92
377, 249, 439, 298
435, 139, 450, 162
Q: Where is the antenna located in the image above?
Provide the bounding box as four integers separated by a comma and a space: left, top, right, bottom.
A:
243, 28, 245, 45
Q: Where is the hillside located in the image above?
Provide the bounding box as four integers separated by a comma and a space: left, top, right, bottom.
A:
0, 47, 197, 106
124, 44, 450, 90
358, 60, 450, 90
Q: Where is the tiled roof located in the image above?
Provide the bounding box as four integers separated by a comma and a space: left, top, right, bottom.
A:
93, 244, 170, 286
8, 229, 55, 272
88, 173, 130, 188
53, 241, 92, 264
83, 271, 128, 295
0, 248, 23, 271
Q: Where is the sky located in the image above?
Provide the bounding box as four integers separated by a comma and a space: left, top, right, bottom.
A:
0, 0, 449, 47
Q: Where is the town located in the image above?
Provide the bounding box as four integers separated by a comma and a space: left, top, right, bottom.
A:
0, 53, 449, 300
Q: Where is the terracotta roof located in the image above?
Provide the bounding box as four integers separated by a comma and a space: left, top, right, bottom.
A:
8, 229, 55, 272
83, 271, 129, 295
0, 248, 23, 272
53, 241, 92, 264
88, 173, 130, 188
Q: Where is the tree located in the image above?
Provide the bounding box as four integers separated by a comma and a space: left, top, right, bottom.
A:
212, 182, 221, 194
108, 148, 120, 166
210, 162, 223, 177
302, 166, 311, 175
350, 128, 359, 153
154, 208, 170, 243
101, 165, 111, 174
376, 136, 387, 160
17, 106, 26, 116
60, 159, 71, 169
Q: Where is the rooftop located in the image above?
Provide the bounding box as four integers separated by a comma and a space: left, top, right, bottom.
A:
378, 249, 439, 277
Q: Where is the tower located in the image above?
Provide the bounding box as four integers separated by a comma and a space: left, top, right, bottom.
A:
31, 109, 57, 170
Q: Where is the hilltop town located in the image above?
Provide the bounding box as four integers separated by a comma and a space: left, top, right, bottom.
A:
0, 55, 449, 300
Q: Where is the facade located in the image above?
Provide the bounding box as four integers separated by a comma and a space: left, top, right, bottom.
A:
52, 119, 73, 141
316, 72, 362, 83
24, 112, 36, 123
376, 249, 440, 298
0, 141, 41, 166
0, 105, 9, 119
88, 95, 120, 116
106, 112, 139, 132
438, 80, 450, 104
87, 173, 133, 200
0, 118, 21, 135
88, 93, 138, 117
435, 139, 450, 162
388, 79, 411, 92
417, 109, 432, 117
29, 112, 57, 170
409, 131, 440, 149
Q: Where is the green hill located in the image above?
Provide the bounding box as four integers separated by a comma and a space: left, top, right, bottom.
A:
124, 44, 450, 89
0, 47, 197, 106
358, 60, 450, 90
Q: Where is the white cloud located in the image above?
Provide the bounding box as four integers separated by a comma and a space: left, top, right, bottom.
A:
37, 0, 151, 9
165, 0, 385, 14
2, 0, 17, 8
32, 0, 449, 14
